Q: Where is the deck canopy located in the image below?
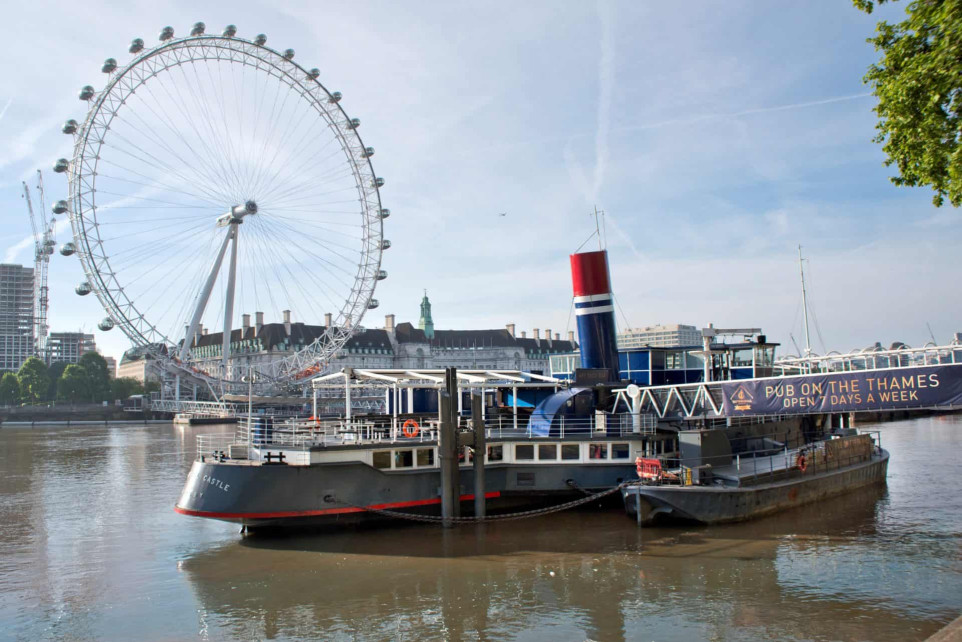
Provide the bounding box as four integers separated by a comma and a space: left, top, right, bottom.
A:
310, 368, 563, 390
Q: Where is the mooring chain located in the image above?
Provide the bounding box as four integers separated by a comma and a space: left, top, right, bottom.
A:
322, 481, 635, 524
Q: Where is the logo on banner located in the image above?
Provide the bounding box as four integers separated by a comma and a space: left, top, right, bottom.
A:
730, 385, 754, 411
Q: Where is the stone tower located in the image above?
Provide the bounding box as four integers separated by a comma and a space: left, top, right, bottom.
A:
418, 290, 434, 339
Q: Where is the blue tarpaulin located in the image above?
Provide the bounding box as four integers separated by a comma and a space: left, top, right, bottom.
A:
529, 388, 590, 437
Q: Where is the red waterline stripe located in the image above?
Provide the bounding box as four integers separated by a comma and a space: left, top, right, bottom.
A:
174, 491, 502, 519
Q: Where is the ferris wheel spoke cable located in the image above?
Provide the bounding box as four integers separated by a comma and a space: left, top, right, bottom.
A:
109, 111, 232, 205
264, 212, 364, 250
136, 77, 235, 197
251, 101, 339, 196
266, 212, 364, 234
247, 217, 354, 304
178, 60, 241, 184
261, 159, 358, 204
259, 136, 354, 198
255, 215, 360, 282
95, 170, 223, 208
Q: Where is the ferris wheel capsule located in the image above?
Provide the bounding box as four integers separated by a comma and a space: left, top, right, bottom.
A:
129, 38, 145, 54
283, 48, 295, 60
223, 24, 237, 37
75, 281, 92, 296
307, 68, 320, 79
380, 239, 391, 250
348, 118, 360, 129
190, 22, 206, 36
329, 91, 342, 103
53, 159, 69, 173
367, 299, 379, 310
254, 33, 266, 45
373, 177, 384, 188
60, 242, 77, 256
159, 26, 174, 41
62, 120, 78, 134
379, 208, 390, 219
79, 85, 95, 101
52, 200, 68, 214
376, 270, 387, 281
361, 147, 374, 158
98, 318, 115, 331
102, 58, 117, 73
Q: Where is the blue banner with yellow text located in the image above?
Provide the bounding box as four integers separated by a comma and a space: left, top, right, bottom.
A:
721, 364, 962, 416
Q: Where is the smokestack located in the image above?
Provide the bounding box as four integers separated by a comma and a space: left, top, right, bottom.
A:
533, 328, 540, 342
555, 332, 560, 341
521, 331, 527, 339
202, 328, 208, 336
506, 323, 515, 338
325, 312, 333, 327
242, 314, 250, 331
255, 311, 264, 336
568, 330, 575, 342
283, 309, 291, 334
385, 314, 395, 333
545, 328, 552, 346
570, 249, 619, 380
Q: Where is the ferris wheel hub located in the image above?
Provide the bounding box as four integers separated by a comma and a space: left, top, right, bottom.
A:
217, 201, 257, 227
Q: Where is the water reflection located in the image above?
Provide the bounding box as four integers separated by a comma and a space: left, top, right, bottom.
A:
1, 418, 960, 641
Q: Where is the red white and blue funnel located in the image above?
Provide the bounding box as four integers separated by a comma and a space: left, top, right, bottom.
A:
570, 250, 619, 380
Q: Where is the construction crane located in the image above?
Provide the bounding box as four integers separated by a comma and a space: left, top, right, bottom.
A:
21, 170, 55, 364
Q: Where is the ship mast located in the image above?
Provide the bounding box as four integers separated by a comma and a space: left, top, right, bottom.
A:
798, 244, 812, 359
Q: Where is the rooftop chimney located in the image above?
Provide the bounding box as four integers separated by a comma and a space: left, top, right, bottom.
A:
506, 323, 515, 338
568, 330, 575, 342
555, 332, 560, 341
283, 309, 291, 334
255, 311, 264, 336
385, 313, 395, 333
545, 328, 552, 346
533, 328, 540, 341
325, 312, 333, 327
521, 331, 527, 339
202, 328, 208, 336
242, 314, 250, 332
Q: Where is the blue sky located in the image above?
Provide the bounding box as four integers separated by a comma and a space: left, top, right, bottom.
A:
1, 0, 959, 362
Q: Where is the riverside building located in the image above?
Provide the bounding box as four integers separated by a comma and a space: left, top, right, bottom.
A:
0, 264, 35, 372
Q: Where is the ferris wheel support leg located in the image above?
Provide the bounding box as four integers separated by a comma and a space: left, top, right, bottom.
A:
179, 226, 234, 362
221, 225, 239, 381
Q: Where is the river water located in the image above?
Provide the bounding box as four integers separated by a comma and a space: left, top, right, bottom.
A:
0, 415, 960, 641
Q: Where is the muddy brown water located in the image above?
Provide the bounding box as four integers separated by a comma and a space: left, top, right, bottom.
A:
1, 416, 960, 641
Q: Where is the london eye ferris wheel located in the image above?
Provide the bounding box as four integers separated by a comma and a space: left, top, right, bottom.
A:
54, 22, 389, 392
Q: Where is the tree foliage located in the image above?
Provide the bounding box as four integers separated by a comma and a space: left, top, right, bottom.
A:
77, 352, 111, 402
110, 377, 144, 401
17, 357, 50, 404
0, 372, 21, 405
856, 0, 962, 206
57, 364, 90, 402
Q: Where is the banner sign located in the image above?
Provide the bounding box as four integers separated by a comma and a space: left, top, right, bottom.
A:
721, 364, 962, 416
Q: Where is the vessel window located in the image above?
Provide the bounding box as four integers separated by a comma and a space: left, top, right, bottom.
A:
416, 448, 434, 467
732, 348, 753, 368
395, 450, 413, 468
666, 351, 684, 369
561, 444, 580, 460
538, 444, 557, 460
588, 444, 608, 460
373, 451, 391, 469
611, 443, 630, 459
487, 445, 503, 461
515, 444, 534, 460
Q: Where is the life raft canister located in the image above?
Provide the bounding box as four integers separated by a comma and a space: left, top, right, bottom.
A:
635, 456, 662, 481
402, 418, 420, 438
796, 453, 807, 473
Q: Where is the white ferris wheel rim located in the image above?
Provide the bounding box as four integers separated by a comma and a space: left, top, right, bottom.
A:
62, 28, 386, 388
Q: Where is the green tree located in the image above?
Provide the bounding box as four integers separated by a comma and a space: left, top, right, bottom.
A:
77, 352, 111, 402
856, 0, 962, 206
109, 377, 144, 401
46, 361, 69, 401
0, 372, 21, 405
57, 365, 90, 403
17, 357, 50, 404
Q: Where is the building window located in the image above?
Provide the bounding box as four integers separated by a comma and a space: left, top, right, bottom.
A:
561, 444, 580, 460
515, 444, 534, 460
487, 445, 503, 462
538, 444, 557, 460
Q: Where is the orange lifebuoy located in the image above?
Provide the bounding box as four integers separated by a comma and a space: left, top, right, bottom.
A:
402, 419, 420, 438
796, 453, 807, 473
